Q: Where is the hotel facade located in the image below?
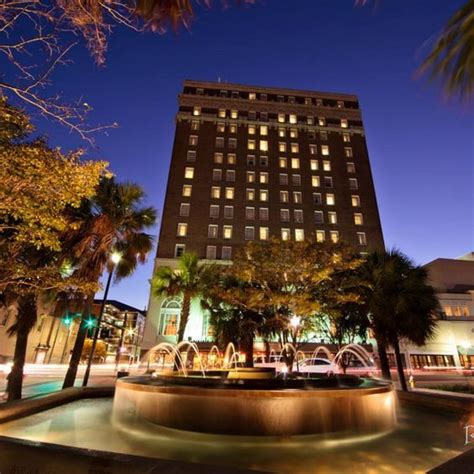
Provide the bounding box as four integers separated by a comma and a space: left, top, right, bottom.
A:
142, 80, 384, 351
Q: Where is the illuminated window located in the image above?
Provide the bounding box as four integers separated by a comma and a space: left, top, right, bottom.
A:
314, 211, 324, 224
307, 116, 314, 125
347, 162, 355, 173
462, 306, 469, 316
278, 113, 285, 123
316, 230, 325, 242
345, 147, 353, 158
260, 227, 269, 240
229, 124, 237, 134
189, 135, 198, 146
292, 174, 301, 186
312, 176, 320, 187
357, 232, 367, 245
309, 144, 317, 155
218, 108, 226, 118
316, 99, 323, 107
295, 229, 304, 241
211, 187, 221, 199
215, 137, 224, 148
228, 138, 237, 149
310, 160, 319, 171
182, 185, 192, 197
260, 125, 268, 136
248, 125, 256, 135
324, 177, 333, 188
278, 128, 286, 137
193, 106, 201, 116
224, 206, 234, 219
291, 143, 299, 153
328, 212, 337, 224
227, 153, 236, 165
226, 170, 235, 182
260, 156, 268, 166
322, 145, 329, 156
289, 114, 297, 124
246, 188, 255, 201
191, 120, 199, 130
294, 209, 303, 223
279, 157, 287, 168
260, 140, 268, 152
330, 231, 339, 243
208, 225, 218, 239
217, 123, 225, 132
245, 207, 255, 220
260, 172, 269, 184
206, 245, 216, 260
260, 189, 268, 201
187, 151, 196, 162
354, 213, 363, 225
318, 117, 326, 126
177, 223, 188, 237
343, 132, 350, 142
323, 161, 331, 172
351, 195, 361, 207
247, 171, 255, 183
326, 194, 335, 205
279, 173, 288, 185
280, 209, 290, 222
290, 128, 298, 138
225, 187, 234, 199
184, 167, 194, 179
279, 142, 287, 152
291, 158, 300, 169
223, 225, 233, 239
162, 313, 178, 335
305, 98, 312, 105
453, 306, 462, 316
320, 131, 328, 141
337, 100, 344, 108
209, 205, 219, 218
213, 169, 222, 181
281, 228, 290, 241
259, 208, 269, 221
247, 155, 256, 166
222, 246, 232, 260
313, 193, 322, 205
349, 178, 358, 190
249, 92, 256, 100
175, 244, 185, 258
280, 191, 289, 203
214, 152, 223, 164
341, 118, 348, 128
248, 140, 256, 150
245, 226, 255, 240
444, 306, 452, 316
179, 203, 190, 217
293, 191, 302, 204
230, 110, 238, 119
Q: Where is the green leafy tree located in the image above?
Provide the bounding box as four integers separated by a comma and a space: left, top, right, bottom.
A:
152, 252, 210, 343
363, 250, 439, 390
62, 177, 156, 388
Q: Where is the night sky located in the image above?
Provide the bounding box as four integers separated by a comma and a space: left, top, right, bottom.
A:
33, 0, 473, 310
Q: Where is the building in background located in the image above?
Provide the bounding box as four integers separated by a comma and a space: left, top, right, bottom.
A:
390, 252, 474, 369
143, 80, 384, 351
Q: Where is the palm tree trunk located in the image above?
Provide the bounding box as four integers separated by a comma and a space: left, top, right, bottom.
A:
63, 296, 91, 388
7, 294, 36, 401
393, 337, 408, 391
177, 293, 191, 343
242, 332, 254, 368
375, 334, 392, 380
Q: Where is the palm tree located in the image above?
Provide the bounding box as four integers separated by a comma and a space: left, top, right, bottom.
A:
364, 250, 439, 390
152, 252, 208, 343
62, 177, 156, 388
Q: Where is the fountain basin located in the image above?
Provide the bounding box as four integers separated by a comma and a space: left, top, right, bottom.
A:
113, 374, 396, 436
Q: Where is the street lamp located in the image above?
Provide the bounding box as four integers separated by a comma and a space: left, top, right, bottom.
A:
82, 251, 122, 387
289, 315, 302, 372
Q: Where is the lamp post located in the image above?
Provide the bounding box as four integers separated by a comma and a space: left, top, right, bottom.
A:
82, 252, 121, 387
290, 315, 302, 372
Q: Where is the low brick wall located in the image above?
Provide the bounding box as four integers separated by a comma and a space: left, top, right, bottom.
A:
397, 389, 474, 414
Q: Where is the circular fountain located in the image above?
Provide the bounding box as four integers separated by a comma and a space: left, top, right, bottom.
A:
112, 343, 396, 437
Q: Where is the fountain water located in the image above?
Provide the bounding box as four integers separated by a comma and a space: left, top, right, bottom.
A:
311, 345, 333, 360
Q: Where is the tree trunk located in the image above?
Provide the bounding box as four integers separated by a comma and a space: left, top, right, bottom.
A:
8, 294, 36, 401
375, 334, 392, 380
177, 293, 191, 343
241, 332, 254, 368
393, 337, 408, 391
263, 339, 271, 361
62, 297, 91, 389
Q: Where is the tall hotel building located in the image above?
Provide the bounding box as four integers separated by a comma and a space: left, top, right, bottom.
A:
142, 80, 384, 350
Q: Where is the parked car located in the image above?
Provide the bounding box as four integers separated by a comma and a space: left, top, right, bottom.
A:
343, 358, 377, 376
294, 357, 341, 375
254, 355, 286, 371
